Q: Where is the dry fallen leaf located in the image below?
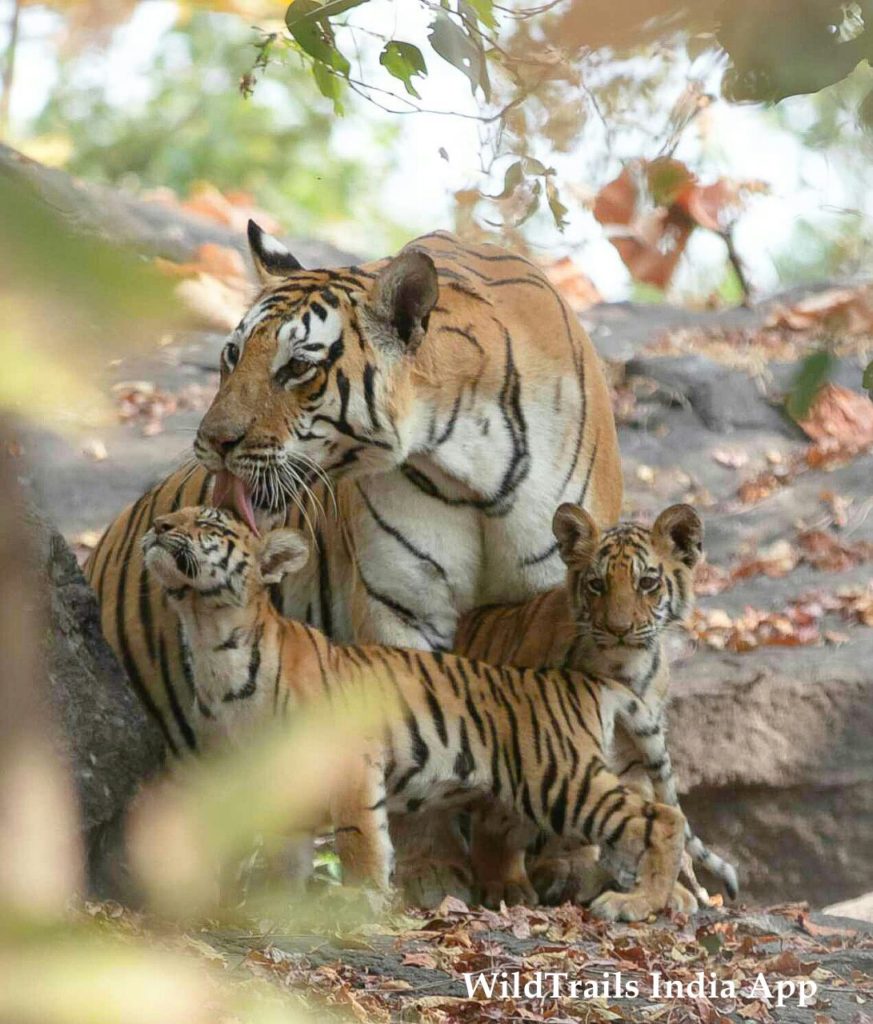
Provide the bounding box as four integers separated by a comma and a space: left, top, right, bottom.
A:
767, 287, 873, 335
545, 256, 602, 312
713, 448, 750, 469
82, 439, 108, 462
794, 384, 873, 448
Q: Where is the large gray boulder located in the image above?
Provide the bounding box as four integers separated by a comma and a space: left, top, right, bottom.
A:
28, 506, 165, 893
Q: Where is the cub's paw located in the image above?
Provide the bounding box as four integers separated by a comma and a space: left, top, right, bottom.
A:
668, 881, 699, 914
590, 889, 661, 923
480, 877, 538, 909
395, 858, 474, 909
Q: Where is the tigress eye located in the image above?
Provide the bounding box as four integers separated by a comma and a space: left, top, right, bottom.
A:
275, 356, 313, 387
587, 577, 606, 595
639, 574, 661, 592
222, 341, 240, 371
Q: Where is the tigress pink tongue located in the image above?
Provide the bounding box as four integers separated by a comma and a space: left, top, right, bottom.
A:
212, 469, 260, 537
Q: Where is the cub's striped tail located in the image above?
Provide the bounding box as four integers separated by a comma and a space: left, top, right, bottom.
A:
685, 826, 739, 900
615, 696, 738, 901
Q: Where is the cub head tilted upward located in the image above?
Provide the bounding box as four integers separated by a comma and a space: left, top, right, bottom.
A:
143, 506, 309, 606
552, 502, 702, 676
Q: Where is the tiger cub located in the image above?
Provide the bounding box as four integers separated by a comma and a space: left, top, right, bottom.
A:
457, 502, 738, 909
143, 505, 689, 922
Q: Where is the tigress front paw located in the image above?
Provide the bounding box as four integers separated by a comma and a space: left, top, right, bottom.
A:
395, 857, 474, 909
480, 877, 538, 909
529, 847, 619, 906
590, 889, 661, 922
668, 881, 699, 914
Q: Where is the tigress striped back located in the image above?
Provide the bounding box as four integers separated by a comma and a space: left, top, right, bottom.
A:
85, 463, 214, 755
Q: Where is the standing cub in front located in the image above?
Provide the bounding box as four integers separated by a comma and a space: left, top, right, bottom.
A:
143, 506, 686, 921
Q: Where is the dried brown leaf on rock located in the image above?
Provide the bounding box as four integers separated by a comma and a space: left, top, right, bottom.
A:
794, 383, 873, 448
712, 448, 749, 469
112, 380, 215, 437
545, 256, 602, 312
82, 438, 108, 462
154, 242, 247, 283
145, 182, 282, 235
766, 287, 873, 335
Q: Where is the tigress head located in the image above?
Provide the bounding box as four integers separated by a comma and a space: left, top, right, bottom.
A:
143, 505, 309, 608
194, 221, 439, 530
552, 502, 702, 665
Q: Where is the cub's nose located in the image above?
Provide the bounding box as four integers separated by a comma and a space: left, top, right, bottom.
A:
153, 517, 174, 535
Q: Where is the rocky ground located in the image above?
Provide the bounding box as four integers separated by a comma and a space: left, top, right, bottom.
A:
90, 896, 873, 1024
5, 142, 873, 1007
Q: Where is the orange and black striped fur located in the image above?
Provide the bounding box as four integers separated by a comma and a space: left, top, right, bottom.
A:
143, 506, 688, 922
456, 504, 739, 907
85, 226, 622, 905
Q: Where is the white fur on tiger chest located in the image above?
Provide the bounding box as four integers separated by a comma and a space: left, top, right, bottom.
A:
187, 646, 274, 753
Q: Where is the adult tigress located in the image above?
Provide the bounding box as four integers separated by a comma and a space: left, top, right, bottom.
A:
85, 223, 621, 905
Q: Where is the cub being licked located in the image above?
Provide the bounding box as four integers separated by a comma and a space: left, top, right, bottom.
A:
144, 505, 688, 922
456, 503, 739, 909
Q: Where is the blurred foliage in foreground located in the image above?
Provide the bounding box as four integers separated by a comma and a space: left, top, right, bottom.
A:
19, 9, 406, 255
0, 171, 181, 429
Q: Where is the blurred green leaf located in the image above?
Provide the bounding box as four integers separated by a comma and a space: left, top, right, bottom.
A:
285, 0, 351, 75
284, 0, 366, 29
523, 157, 553, 176
787, 349, 835, 421
379, 41, 427, 98
546, 178, 569, 231
863, 359, 873, 397
491, 159, 524, 199
312, 62, 344, 113
698, 931, 724, 956
428, 12, 491, 100
463, 0, 497, 29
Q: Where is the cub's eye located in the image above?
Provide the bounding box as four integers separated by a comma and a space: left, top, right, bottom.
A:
639, 574, 661, 592
587, 577, 606, 595
222, 341, 240, 371
275, 356, 313, 387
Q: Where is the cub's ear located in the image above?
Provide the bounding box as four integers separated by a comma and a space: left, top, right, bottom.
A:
248, 219, 303, 283
552, 503, 599, 567
368, 248, 438, 353
652, 504, 703, 568
258, 529, 309, 584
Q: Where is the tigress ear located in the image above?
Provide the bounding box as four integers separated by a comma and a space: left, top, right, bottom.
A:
247, 219, 303, 283
552, 503, 599, 567
369, 248, 438, 353
258, 528, 309, 584
651, 504, 703, 568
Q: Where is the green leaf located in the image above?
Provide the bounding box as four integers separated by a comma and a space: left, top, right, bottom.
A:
428, 12, 490, 100
285, 0, 366, 29
285, 0, 351, 75
698, 932, 724, 956
546, 178, 569, 232
864, 359, 873, 397
379, 41, 427, 98
787, 349, 834, 421
312, 62, 344, 113
463, 0, 497, 29
522, 156, 554, 177
491, 159, 524, 199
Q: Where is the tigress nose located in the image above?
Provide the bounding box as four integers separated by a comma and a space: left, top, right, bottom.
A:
205, 429, 245, 456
